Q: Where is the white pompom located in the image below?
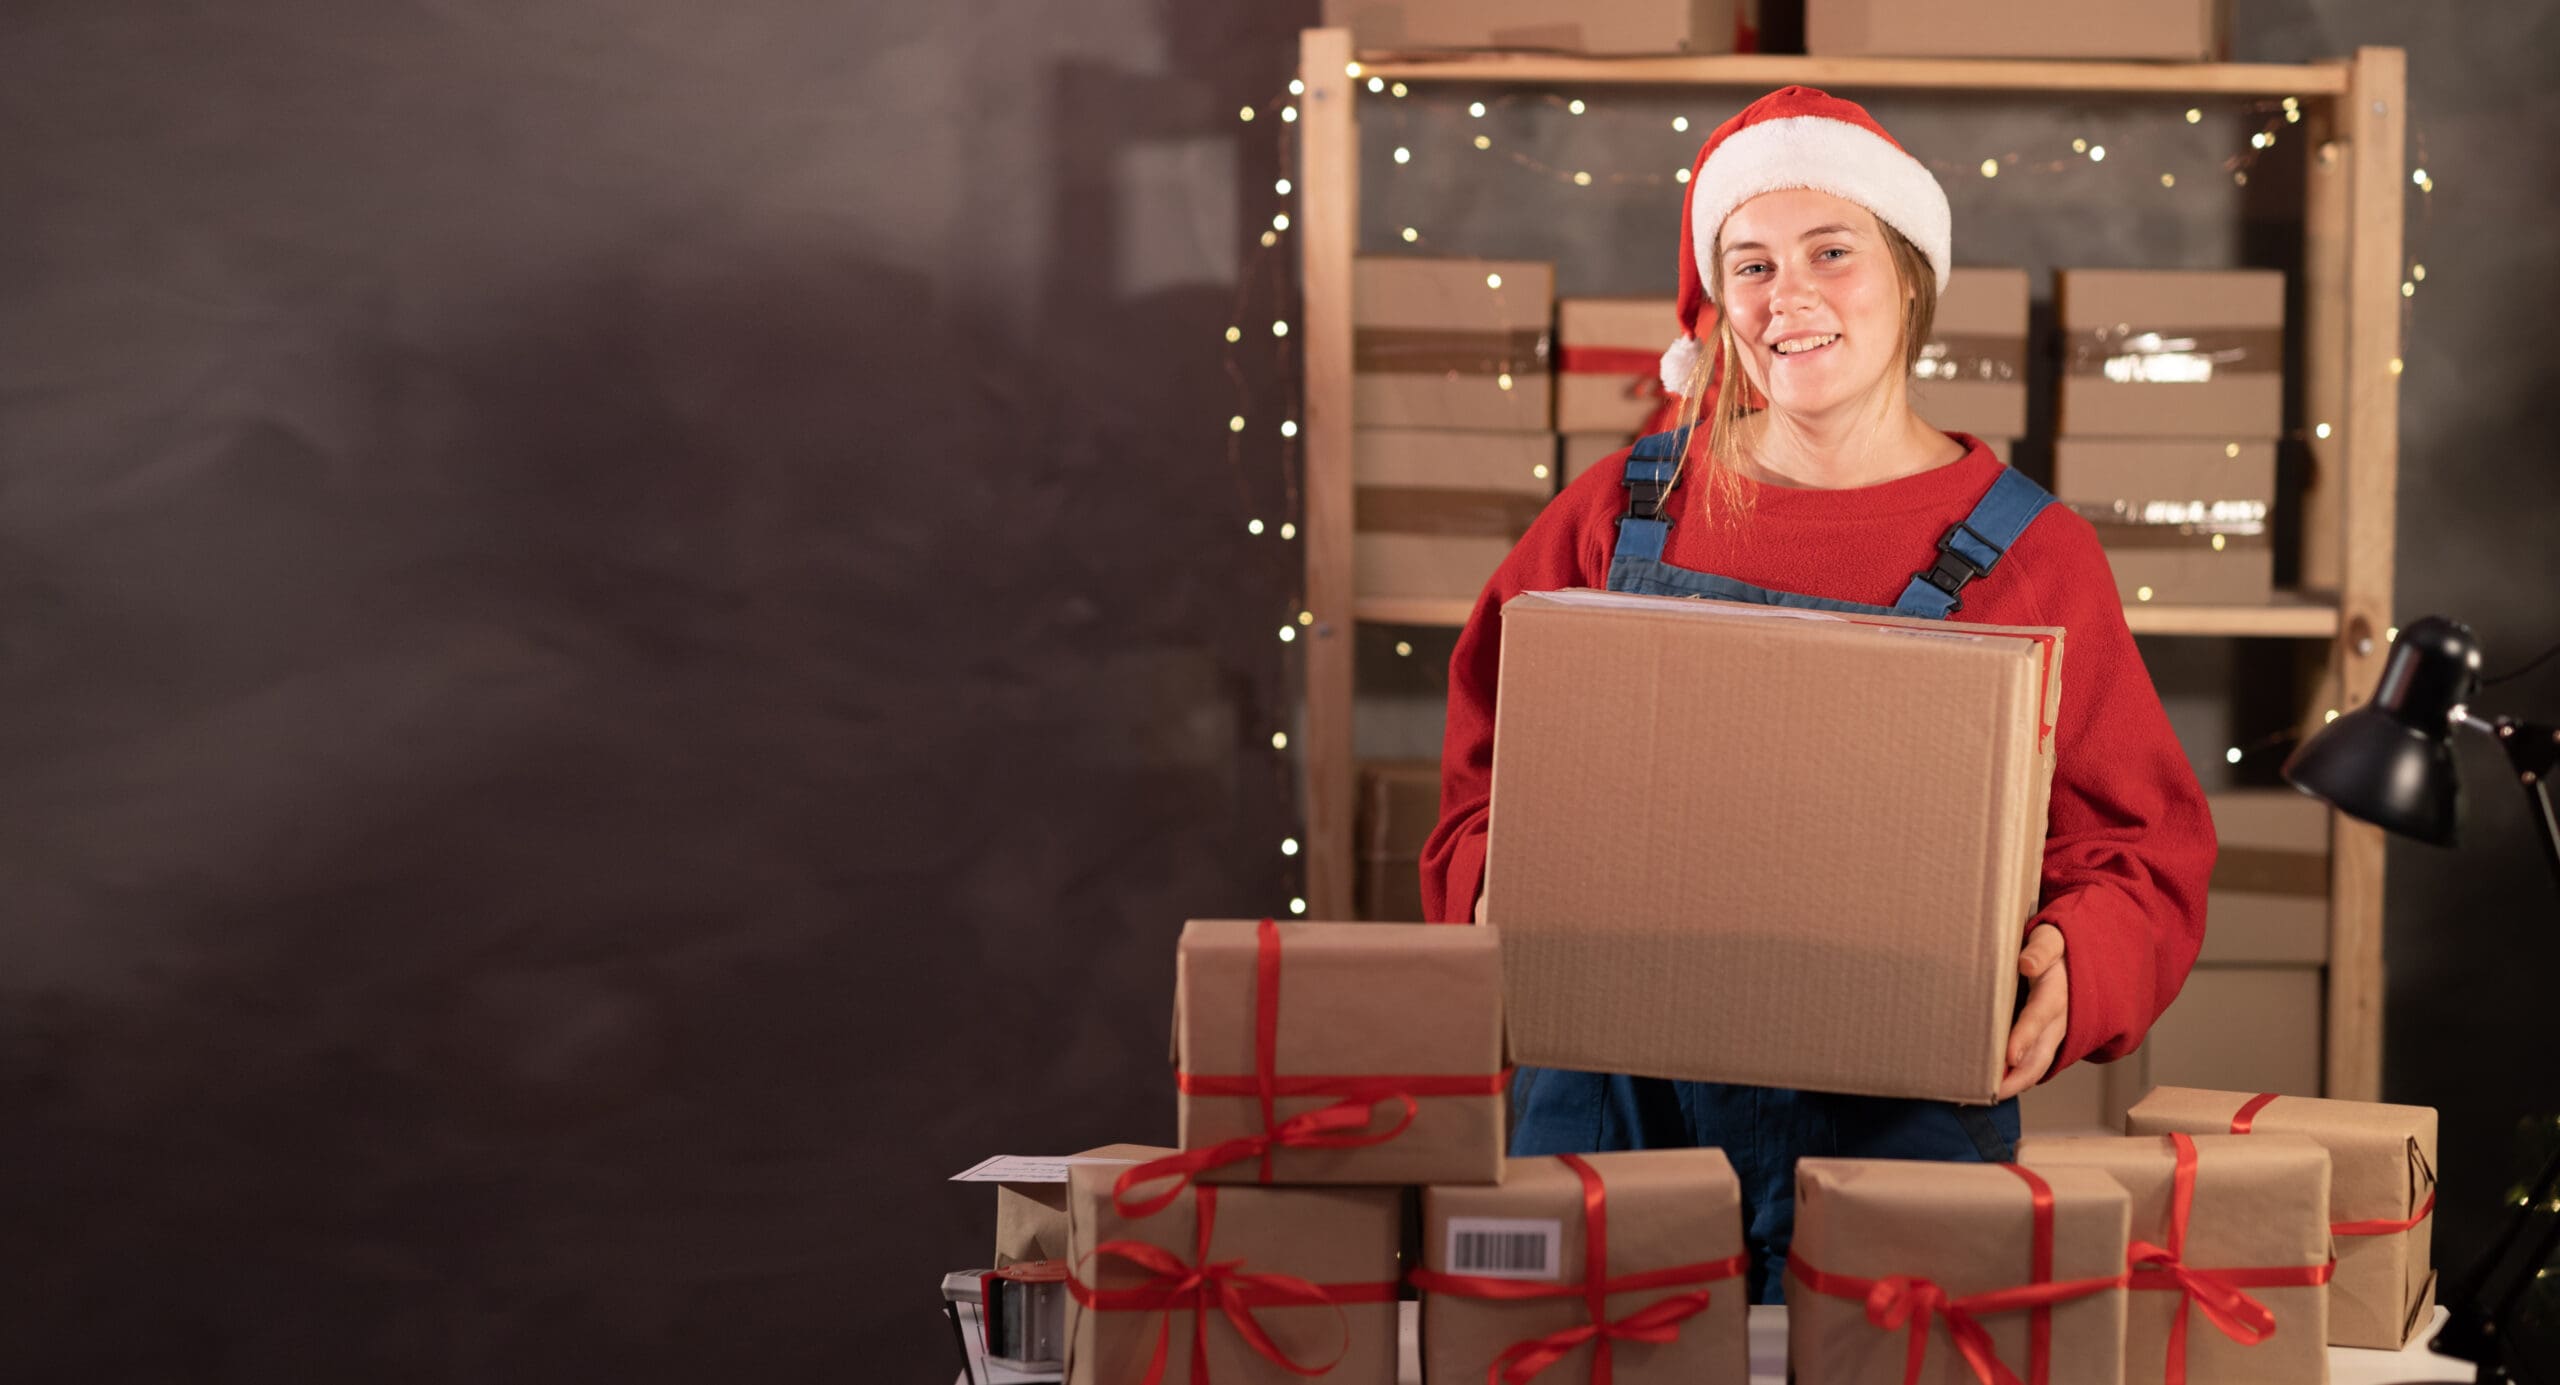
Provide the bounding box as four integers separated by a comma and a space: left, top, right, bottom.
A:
1659, 335, 1701, 397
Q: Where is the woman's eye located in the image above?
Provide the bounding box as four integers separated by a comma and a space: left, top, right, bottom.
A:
1818, 247, 1849, 261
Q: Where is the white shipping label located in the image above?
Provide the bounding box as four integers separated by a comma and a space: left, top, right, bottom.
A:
1445, 1216, 1564, 1281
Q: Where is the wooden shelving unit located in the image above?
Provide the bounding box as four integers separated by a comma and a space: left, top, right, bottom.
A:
1294, 31, 2406, 1102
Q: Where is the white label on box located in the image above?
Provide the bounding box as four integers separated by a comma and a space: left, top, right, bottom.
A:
949, 1155, 1142, 1184
1446, 1217, 1564, 1281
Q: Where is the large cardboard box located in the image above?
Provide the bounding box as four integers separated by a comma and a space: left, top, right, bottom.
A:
1557, 297, 1680, 435
2203, 789, 2330, 964
2057, 439, 2276, 606
2128, 1087, 2441, 1349
1355, 427, 1554, 604
1355, 257, 1554, 432
1809, 0, 2224, 60
1323, 0, 1743, 55
1163, 919, 1505, 1190
1418, 1150, 1749, 1384
2059, 270, 2284, 439
1486, 590, 2063, 1103
1064, 1169, 1400, 1385
1355, 759, 1438, 922
1790, 1157, 2132, 1385
2019, 1133, 2332, 1383
1911, 267, 2029, 443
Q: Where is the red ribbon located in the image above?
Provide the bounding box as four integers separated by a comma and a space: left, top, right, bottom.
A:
1787, 1163, 2124, 1385
1554, 346, 1667, 401
2125, 1132, 2336, 1385
2224, 1092, 2441, 1238
1118, 918, 1508, 1217
1067, 1185, 1398, 1385
1407, 1152, 1747, 1385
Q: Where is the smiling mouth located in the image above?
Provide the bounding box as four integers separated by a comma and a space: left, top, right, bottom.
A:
1773, 334, 1840, 358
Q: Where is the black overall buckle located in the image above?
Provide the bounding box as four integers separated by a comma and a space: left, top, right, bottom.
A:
1915, 522, 1998, 613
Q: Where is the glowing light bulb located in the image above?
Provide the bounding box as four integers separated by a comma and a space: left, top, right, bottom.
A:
1497, 372, 1514, 391
1229, 415, 1246, 433
1469, 101, 1486, 118
1282, 838, 1300, 856
1675, 168, 1690, 184
2089, 145, 2107, 161
1573, 170, 1592, 186
1394, 146, 1411, 164
1273, 320, 1290, 337
1366, 76, 1384, 93
1225, 326, 1241, 343
1279, 522, 1296, 540
2412, 263, 2426, 281
2411, 167, 2428, 186
1289, 79, 1304, 95
2226, 746, 2243, 764
1281, 106, 1297, 123
2389, 357, 2404, 375
1278, 625, 1296, 643
2161, 173, 2176, 188
1297, 610, 1313, 626
2072, 138, 2088, 153
1272, 731, 1289, 749
2185, 108, 2202, 123
1532, 463, 1550, 479
1394, 641, 1413, 657
1390, 82, 1408, 98
1239, 106, 1256, 122
1673, 116, 1690, 132
1247, 518, 1265, 535
1568, 99, 1586, 115
1272, 212, 1290, 231
1485, 273, 1503, 289
2314, 422, 2332, 439
1981, 159, 1999, 178
1289, 897, 1307, 916
1275, 177, 1292, 195
2136, 586, 2155, 602
1401, 226, 1419, 243
1280, 420, 1299, 438
1345, 61, 1362, 77
1474, 135, 1491, 151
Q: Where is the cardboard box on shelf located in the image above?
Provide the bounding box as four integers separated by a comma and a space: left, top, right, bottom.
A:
2127, 1087, 2440, 1350
2057, 439, 2276, 606
1354, 427, 1554, 604
1789, 1157, 2132, 1385
1557, 297, 1681, 435
1808, 0, 2223, 60
1356, 759, 1439, 922
1912, 267, 2030, 442
1323, 0, 1744, 56
1486, 590, 2063, 1103
1561, 430, 1643, 485
1355, 257, 1554, 432
1148, 919, 1504, 1195
1064, 1167, 1401, 1385
2058, 270, 2284, 439
2019, 1133, 2333, 1382
1417, 1149, 1749, 1384
2202, 790, 2330, 964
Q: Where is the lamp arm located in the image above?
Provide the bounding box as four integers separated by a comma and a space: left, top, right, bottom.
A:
2460, 713, 2560, 896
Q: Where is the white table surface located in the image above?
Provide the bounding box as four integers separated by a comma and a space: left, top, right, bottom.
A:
953, 1301, 2472, 1383
1392, 1303, 2472, 1384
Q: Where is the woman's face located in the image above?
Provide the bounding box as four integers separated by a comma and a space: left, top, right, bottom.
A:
1715, 187, 1910, 421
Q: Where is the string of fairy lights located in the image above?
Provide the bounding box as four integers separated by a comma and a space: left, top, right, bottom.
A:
1220, 67, 2439, 914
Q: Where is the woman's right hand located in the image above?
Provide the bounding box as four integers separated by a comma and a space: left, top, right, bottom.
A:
1473, 890, 1487, 924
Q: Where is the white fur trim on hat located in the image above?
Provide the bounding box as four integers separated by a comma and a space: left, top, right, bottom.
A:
1658, 334, 1702, 396
1689, 114, 1951, 302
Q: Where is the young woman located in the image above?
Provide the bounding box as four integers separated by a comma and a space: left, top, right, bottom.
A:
1420, 87, 2215, 1302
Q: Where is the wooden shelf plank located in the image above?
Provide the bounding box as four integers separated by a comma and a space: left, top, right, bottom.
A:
1350, 52, 2349, 97
1358, 593, 2343, 637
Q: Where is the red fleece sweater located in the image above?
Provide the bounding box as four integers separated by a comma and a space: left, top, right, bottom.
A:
1421, 432, 2216, 1078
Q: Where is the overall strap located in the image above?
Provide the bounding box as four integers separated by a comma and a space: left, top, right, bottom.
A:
1613, 426, 1692, 564
1893, 464, 2056, 618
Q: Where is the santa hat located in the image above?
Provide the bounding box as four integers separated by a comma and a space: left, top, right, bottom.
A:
1659, 86, 1952, 395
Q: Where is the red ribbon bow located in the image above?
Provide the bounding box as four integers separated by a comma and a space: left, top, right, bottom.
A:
2124, 1131, 2336, 1385
1407, 1152, 1746, 1385
1067, 1185, 1397, 1385
1117, 917, 1507, 1217
1789, 1163, 2128, 1385
2227, 1091, 2440, 1237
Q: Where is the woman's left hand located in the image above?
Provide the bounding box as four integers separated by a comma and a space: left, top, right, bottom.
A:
1996, 923, 2069, 1101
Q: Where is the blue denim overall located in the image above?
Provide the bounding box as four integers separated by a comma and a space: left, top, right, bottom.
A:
1509, 426, 2059, 1304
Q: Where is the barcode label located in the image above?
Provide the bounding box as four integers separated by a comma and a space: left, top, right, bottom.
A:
1445, 1217, 1563, 1281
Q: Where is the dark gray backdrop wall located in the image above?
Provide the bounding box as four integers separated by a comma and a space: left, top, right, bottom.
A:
0, 1, 2552, 1381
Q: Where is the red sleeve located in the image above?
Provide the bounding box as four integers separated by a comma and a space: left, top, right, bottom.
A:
1419, 453, 1623, 923
2007, 507, 2217, 1077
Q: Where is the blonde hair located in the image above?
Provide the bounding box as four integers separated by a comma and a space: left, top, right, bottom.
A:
1659, 219, 1941, 527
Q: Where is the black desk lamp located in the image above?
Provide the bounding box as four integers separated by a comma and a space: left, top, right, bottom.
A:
2282, 614, 2560, 1383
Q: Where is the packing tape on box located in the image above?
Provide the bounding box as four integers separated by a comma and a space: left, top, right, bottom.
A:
1407, 1151, 1747, 1385
1789, 1164, 2127, 1385
2123, 1133, 2337, 1385
1914, 334, 2027, 383
1356, 327, 1551, 376
2066, 328, 2283, 383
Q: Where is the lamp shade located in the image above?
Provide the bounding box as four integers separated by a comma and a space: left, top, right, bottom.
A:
2281, 615, 2481, 846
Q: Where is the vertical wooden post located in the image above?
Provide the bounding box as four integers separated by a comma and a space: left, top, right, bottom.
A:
2324, 45, 2407, 1104
1298, 28, 1359, 920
